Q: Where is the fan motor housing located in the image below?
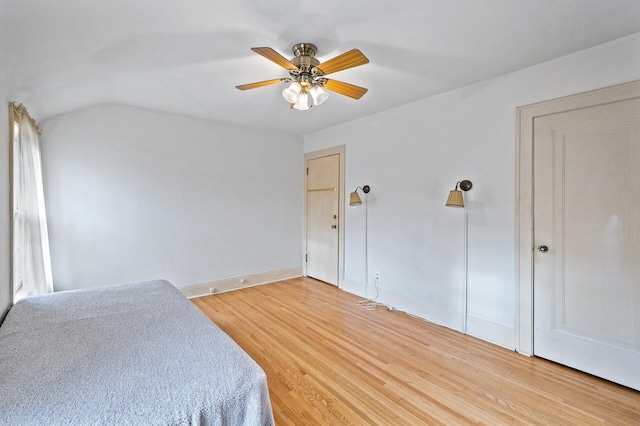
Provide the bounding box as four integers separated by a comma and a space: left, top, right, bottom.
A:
291, 43, 320, 71
292, 43, 317, 58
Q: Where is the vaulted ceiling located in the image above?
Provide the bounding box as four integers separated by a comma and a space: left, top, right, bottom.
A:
2, 0, 639, 135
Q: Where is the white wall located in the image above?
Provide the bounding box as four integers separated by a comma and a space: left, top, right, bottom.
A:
41, 104, 303, 292
0, 77, 11, 321
305, 33, 640, 349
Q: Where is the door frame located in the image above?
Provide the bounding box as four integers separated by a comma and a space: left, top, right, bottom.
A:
516, 80, 640, 355
303, 145, 346, 287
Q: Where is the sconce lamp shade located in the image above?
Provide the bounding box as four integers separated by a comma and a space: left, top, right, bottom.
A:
446, 190, 464, 207
349, 185, 370, 206
350, 191, 362, 206
445, 180, 472, 208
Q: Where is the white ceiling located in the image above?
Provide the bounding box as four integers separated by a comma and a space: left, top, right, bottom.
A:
2, 0, 639, 136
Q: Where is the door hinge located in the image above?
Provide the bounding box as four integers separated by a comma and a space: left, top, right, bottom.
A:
306, 167, 309, 175
305, 254, 308, 262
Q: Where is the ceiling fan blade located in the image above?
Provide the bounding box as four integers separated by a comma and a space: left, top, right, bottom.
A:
251, 47, 297, 70
316, 49, 369, 75
236, 78, 291, 90
323, 79, 368, 100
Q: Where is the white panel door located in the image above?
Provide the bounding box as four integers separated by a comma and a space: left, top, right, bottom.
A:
306, 155, 340, 285
533, 98, 640, 390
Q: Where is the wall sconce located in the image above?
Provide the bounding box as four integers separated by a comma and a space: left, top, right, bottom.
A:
349, 184, 386, 310
349, 185, 370, 206
445, 179, 473, 334
445, 180, 472, 208
350, 185, 371, 285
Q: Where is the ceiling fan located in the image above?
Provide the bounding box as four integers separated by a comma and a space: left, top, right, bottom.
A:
236, 43, 369, 110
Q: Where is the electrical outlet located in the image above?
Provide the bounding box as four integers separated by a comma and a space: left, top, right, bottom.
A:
209, 287, 216, 293
374, 271, 381, 281
240, 278, 247, 284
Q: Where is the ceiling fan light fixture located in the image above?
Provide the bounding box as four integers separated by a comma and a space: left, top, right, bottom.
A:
282, 81, 301, 103
238, 44, 369, 110
310, 85, 329, 105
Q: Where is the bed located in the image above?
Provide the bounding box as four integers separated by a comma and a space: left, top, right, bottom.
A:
0, 279, 274, 425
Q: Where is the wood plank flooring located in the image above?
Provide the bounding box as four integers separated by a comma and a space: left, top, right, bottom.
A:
192, 277, 640, 425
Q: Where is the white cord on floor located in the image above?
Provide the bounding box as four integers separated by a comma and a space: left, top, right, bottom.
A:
355, 276, 392, 311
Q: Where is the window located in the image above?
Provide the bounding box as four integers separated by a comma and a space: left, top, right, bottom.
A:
11, 121, 25, 300
9, 102, 53, 302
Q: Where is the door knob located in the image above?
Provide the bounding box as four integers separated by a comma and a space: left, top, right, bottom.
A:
538, 245, 549, 253
331, 225, 337, 229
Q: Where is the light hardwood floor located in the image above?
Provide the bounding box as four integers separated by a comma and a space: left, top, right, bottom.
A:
192, 277, 640, 425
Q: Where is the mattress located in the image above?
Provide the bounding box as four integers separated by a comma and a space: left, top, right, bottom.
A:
0, 279, 274, 425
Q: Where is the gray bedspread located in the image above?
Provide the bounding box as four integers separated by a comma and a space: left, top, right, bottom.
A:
0, 280, 274, 426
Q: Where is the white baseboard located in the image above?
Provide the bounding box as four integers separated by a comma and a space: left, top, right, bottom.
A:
341, 279, 515, 350
466, 316, 516, 351
178, 266, 303, 299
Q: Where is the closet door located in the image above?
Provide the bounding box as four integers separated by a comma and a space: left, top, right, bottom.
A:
533, 98, 640, 390
306, 154, 340, 285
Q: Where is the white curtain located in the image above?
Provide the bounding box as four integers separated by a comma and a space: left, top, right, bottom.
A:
12, 103, 53, 300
